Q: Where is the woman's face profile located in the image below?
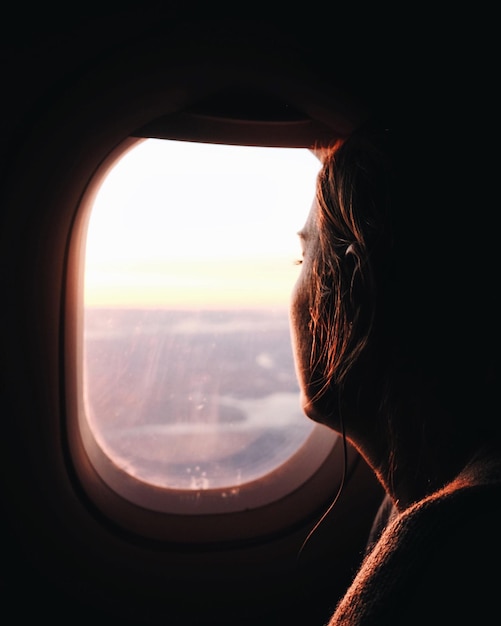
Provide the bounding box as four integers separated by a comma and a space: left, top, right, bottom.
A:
290, 197, 325, 425
289, 189, 358, 435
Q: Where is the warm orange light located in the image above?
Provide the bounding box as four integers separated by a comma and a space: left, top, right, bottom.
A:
85, 257, 301, 309
84, 139, 321, 310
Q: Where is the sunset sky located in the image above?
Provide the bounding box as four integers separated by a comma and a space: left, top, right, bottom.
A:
84, 138, 321, 309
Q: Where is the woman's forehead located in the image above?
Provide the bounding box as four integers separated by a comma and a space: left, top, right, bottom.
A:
303, 198, 319, 232
297, 199, 320, 255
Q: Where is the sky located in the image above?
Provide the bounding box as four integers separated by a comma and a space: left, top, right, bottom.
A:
84, 138, 321, 309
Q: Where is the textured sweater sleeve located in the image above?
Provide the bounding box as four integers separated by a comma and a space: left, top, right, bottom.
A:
327, 482, 501, 625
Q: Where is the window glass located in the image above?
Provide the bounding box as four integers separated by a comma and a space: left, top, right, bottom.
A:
83, 139, 321, 490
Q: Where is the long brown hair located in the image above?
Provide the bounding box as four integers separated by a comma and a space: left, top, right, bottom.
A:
309, 128, 392, 400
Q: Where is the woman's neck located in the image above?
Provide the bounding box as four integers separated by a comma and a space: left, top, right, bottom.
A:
350, 405, 495, 512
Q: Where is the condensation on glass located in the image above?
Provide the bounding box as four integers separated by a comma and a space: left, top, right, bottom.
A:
83, 138, 321, 490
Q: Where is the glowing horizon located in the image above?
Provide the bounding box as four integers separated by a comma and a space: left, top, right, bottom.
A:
84, 139, 320, 309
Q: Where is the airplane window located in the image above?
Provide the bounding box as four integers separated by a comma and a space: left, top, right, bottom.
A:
82, 138, 322, 492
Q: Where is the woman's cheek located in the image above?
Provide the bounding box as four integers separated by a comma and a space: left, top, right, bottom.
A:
290, 277, 313, 395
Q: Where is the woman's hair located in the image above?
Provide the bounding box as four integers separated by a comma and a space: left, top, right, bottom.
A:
309, 127, 392, 397
309, 123, 500, 438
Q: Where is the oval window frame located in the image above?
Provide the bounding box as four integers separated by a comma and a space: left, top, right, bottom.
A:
65, 136, 354, 543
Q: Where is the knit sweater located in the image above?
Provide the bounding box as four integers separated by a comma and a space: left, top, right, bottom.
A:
327, 464, 501, 625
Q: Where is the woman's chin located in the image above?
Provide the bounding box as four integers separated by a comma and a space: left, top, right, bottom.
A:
301, 392, 329, 425
301, 390, 343, 434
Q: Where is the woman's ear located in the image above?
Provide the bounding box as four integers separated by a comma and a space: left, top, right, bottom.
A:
345, 243, 356, 256
344, 242, 365, 292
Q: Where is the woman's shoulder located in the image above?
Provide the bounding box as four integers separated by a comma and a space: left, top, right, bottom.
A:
387, 456, 501, 577
328, 463, 501, 624
396, 476, 501, 623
